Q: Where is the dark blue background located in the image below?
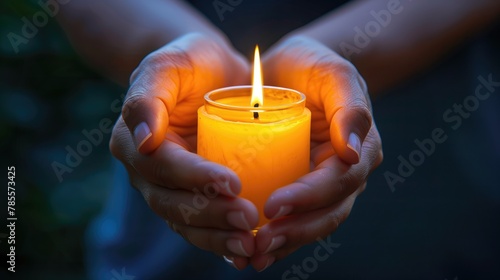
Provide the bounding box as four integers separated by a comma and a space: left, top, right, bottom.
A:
1, 0, 499, 279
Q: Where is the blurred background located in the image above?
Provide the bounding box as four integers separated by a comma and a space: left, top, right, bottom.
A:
1, 0, 121, 278
1, 0, 499, 279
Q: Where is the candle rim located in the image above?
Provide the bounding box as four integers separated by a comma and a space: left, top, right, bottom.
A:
204, 85, 306, 112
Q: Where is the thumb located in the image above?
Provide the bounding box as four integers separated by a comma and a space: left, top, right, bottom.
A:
298, 46, 373, 165
122, 91, 171, 154
329, 103, 372, 164
261, 36, 373, 164
122, 49, 188, 154
324, 68, 372, 164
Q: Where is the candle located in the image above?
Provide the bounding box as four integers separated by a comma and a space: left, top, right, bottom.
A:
197, 47, 311, 229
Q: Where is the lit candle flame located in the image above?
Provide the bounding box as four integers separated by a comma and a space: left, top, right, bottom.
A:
251, 45, 263, 107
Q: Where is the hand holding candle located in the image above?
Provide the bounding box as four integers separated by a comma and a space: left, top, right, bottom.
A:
248, 36, 383, 271
111, 33, 260, 269
198, 46, 311, 229
110, 33, 382, 272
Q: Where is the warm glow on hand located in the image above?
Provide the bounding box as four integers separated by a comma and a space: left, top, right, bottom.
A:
247, 36, 383, 272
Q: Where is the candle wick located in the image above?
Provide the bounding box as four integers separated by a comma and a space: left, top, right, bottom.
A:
253, 103, 259, 119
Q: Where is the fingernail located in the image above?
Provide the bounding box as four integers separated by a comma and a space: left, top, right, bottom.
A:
210, 170, 238, 197
264, 235, 286, 254
271, 205, 293, 220
347, 132, 361, 161
134, 122, 152, 151
223, 255, 239, 270
258, 256, 275, 272
227, 239, 250, 257
227, 211, 251, 231
221, 179, 236, 197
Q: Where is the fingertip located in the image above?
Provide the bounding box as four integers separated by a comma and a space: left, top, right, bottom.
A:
227, 198, 259, 230
223, 255, 249, 271
264, 198, 290, 221
329, 131, 360, 165
240, 199, 259, 229
233, 256, 250, 270
223, 255, 239, 270
134, 122, 166, 154
251, 254, 276, 272
263, 193, 280, 220
270, 205, 293, 220
224, 167, 242, 197
122, 93, 170, 154
330, 107, 371, 164
264, 186, 295, 220
227, 238, 252, 257
206, 164, 242, 197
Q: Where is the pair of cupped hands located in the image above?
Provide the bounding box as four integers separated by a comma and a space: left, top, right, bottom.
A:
110, 33, 383, 272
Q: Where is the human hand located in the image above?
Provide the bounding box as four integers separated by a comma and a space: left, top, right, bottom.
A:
250, 36, 383, 271
110, 33, 258, 270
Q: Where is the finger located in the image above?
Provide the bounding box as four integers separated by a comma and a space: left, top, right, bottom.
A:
137, 181, 259, 230
263, 37, 373, 164
223, 255, 249, 271
123, 34, 239, 154
251, 192, 357, 270
263, 158, 364, 220
110, 116, 136, 164
168, 222, 256, 258
122, 44, 190, 154
314, 57, 372, 165
111, 116, 242, 197
264, 127, 382, 220
133, 136, 242, 197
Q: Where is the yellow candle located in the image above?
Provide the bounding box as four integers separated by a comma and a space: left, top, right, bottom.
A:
197, 46, 311, 229
197, 86, 310, 228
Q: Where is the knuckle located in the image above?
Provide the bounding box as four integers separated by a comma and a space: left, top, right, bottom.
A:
364, 128, 384, 171
350, 105, 373, 134
357, 74, 369, 94
312, 58, 358, 80
338, 171, 366, 196
334, 177, 349, 197
333, 61, 358, 78
153, 160, 172, 187
141, 51, 167, 68
149, 192, 175, 222
308, 58, 363, 100
358, 106, 373, 126
141, 48, 193, 73
121, 93, 145, 121
163, 196, 177, 223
